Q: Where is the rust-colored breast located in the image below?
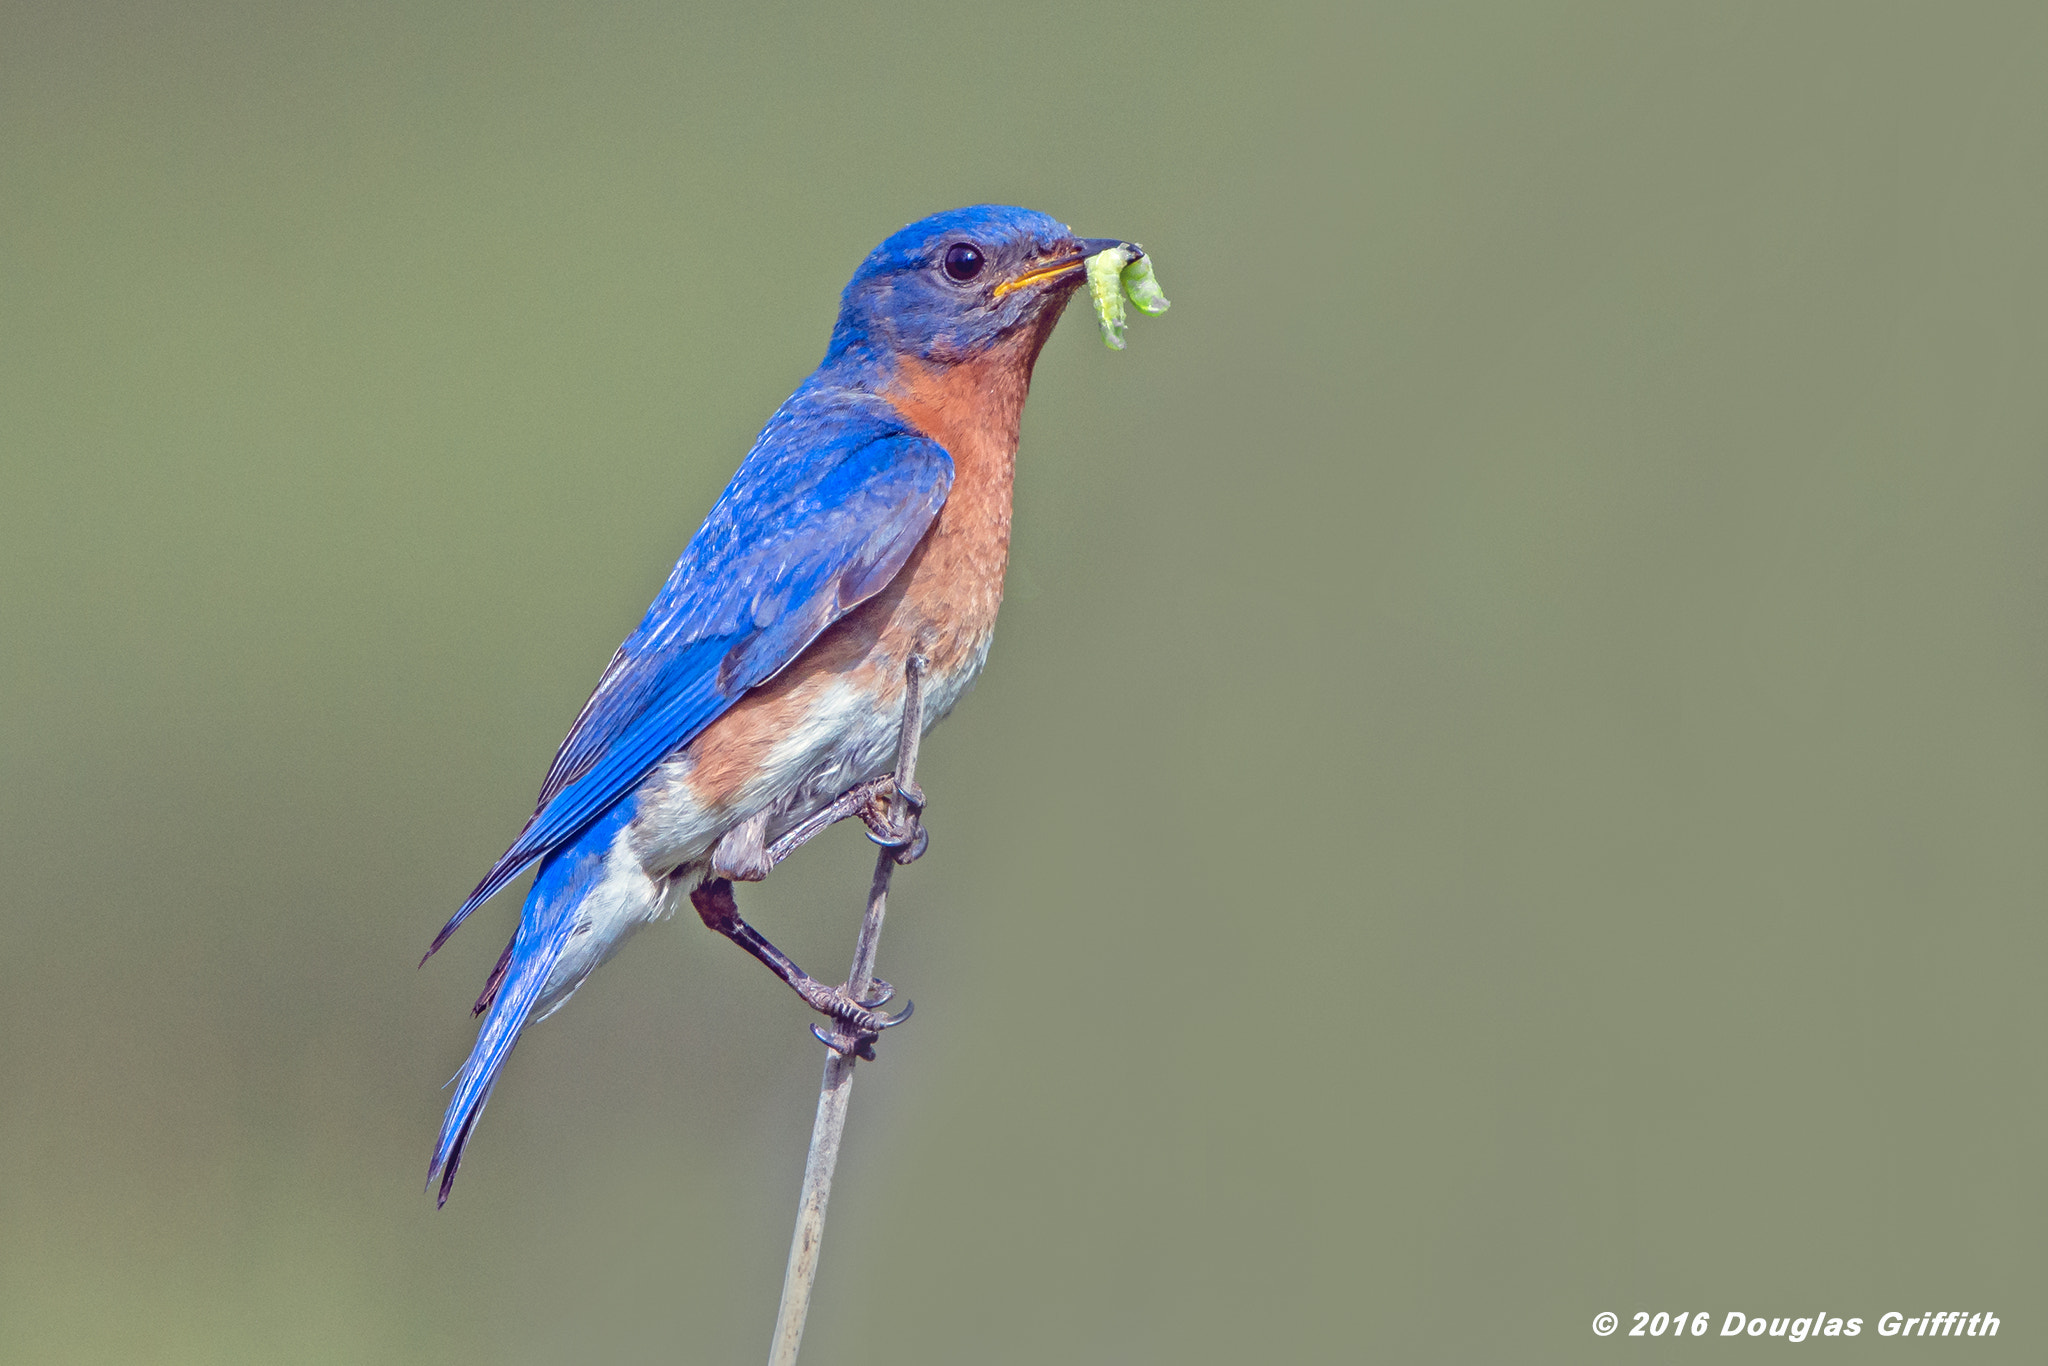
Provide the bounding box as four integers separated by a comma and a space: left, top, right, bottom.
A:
679, 315, 1066, 815
874, 337, 1039, 669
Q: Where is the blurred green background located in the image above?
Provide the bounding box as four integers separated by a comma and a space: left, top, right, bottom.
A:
3, 2, 2044, 1361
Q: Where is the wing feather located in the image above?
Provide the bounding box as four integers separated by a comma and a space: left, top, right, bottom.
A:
425, 406, 951, 958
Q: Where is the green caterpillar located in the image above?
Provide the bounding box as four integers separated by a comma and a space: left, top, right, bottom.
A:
1086, 244, 1171, 350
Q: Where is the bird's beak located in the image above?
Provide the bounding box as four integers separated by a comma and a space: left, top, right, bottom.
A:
1074, 237, 1139, 260
992, 238, 1140, 300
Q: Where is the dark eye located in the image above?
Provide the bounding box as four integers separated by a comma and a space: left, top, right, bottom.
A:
942, 242, 985, 282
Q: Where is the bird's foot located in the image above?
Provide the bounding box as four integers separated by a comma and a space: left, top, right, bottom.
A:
761, 773, 923, 871
859, 776, 928, 865
690, 876, 913, 1056
794, 975, 914, 1058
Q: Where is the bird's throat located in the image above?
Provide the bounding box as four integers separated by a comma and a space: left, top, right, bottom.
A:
877, 299, 1070, 661
881, 295, 1069, 479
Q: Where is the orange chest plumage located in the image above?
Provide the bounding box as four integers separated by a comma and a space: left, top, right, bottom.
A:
669, 334, 1044, 816
874, 341, 1035, 669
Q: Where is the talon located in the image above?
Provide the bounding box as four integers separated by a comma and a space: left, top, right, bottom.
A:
848, 997, 913, 1031
807, 1001, 911, 1058
859, 977, 894, 1008
891, 823, 929, 866
858, 806, 913, 846
811, 1022, 857, 1055
795, 977, 913, 1036
857, 776, 928, 850
865, 814, 923, 852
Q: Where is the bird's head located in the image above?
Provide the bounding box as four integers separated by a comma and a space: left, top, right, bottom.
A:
826, 205, 1125, 369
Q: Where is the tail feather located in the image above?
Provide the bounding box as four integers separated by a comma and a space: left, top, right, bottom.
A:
434, 1082, 493, 1207
473, 934, 517, 1016
427, 806, 624, 1206
426, 895, 565, 1206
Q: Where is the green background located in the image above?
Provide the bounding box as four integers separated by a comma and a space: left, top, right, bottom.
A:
3, 3, 2043, 1361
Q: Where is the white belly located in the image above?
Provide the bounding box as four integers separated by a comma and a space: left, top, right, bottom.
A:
627, 645, 988, 876
536, 644, 990, 1013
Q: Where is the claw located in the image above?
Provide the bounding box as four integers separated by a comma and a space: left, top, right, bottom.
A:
809, 1000, 913, 1057
844, 997, 912, 1031
890, 823, 929, 866
806, 1011, 913, 1064
860, 977, 894, 1008
865, 813, 924, 852
858, 808, 911, 847
794, 976, 913, 1035
855, 773, 928, 850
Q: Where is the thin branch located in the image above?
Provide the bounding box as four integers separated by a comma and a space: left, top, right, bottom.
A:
766, 654, 927, 1366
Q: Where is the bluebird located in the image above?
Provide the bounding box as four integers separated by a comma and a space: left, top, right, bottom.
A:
422, 205, 1136, 1204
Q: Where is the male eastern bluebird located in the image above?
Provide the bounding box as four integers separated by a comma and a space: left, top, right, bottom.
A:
421, 205, 1135, 1204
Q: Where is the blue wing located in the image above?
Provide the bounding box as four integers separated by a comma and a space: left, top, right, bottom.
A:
425, 394, 952, 958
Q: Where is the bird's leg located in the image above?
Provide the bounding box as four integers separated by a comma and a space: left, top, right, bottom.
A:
758, 772, 929, 870
688, 877, 910, 1035
710, 811, 773, 882
760, 777, 892, 867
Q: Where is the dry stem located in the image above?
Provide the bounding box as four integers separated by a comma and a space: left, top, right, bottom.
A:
766, 655, 926, 1366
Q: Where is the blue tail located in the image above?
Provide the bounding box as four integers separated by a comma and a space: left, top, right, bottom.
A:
428, 802, 630, 1206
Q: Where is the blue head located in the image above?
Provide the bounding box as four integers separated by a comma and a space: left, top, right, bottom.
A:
826, 205, 1124, 368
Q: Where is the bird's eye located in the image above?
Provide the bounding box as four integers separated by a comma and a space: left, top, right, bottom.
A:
942, 243, 985, 283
